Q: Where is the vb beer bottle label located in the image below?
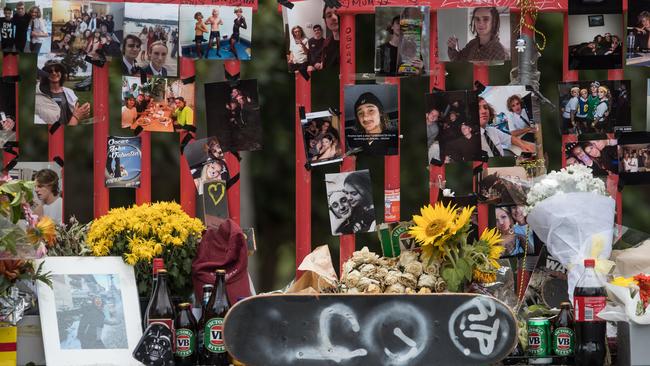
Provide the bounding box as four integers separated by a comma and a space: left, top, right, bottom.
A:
176, 328, 195, 357
204, 318, 225, 353
552, 327, 575, 356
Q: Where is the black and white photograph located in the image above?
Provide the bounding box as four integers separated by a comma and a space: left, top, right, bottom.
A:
425, 90, 481, 164
558, 80, 631, 134
565, 138, 618, 176
490, 204, 539, 258
282, 0, 339, 74
627, 0, 650, 66
437, 7, 510, 63
301, 110, 342, 166
35, 53, 92, 126
567, 0, 623, 70
325, 170, 376, 236
0, 81, 16, 147
205, 79, 262, 152
9, 161, 63, 224
1, 0, 52, 53
374, 6, 429, 76
51, 0, 123, 61
36, 257, 143, 366
123, 1, 178, 77
179, 5, 252, 60
344, 84, 398, 156
183, 137, 230, 195
478, 166, 530, 206
479, 85, 540, 159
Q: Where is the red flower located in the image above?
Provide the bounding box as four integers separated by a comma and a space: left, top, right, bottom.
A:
633, 274, 650, 308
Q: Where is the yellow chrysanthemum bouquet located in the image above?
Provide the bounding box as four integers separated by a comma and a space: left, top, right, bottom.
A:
87, 202, 205, 297
409, 202, 504, 292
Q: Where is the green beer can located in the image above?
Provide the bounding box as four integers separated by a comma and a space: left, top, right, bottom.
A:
528, 317, 552, 364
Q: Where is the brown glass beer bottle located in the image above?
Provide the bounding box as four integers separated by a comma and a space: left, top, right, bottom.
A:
201, 269, 230, 365
147, 269, 176, 349
174, 303, 197, 366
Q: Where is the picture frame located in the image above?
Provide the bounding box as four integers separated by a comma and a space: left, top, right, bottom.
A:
588, 14, 605, 27
35, 257, 143, 366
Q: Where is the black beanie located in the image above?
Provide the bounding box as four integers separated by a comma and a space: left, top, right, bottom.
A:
354, 92, 384, 114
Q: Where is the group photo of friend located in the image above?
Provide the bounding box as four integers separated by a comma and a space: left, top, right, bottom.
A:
282, 0, 339, 74
374, 6, 429, 76
0, 0, 52, 53
619, 143, 650, 173
178, 5, 251, 60
425, 90, 481, 164
437, 6, 510, 63
51, 0, 122, 61
325, 170, 376, 236
558, 80, 631, 134
123, 2, 178, 77
301, 110, 342, 166
565, 139, 618, 176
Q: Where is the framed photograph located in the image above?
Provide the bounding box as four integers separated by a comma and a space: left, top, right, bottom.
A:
302, 110, 343, 167
344, 84, 399, 156
0, 81, 16, 147
479, 85, 540, 159
374, 6, 429, 76
9, 161, 63, 224
588, 15, 605, 26
627, 0, 650, 65
617, 131, 650, 185
325, 170, 376, 235
205, 79, 262, 152
489, 205, 542, 258
557, 80, 631, 134
478, 166, 531, 206
179, 5, 252, 60
105, 136, 142, 188
35, 257, 142, 366
565, 138, 618, 176
567, 12, 623, 70
437, 7, 511, 63
425, 90, 481, 164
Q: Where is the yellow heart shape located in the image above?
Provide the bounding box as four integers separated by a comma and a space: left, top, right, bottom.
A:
207, 182, 225, 207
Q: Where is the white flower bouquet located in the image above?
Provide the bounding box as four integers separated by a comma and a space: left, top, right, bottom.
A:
526, 165, 615, 301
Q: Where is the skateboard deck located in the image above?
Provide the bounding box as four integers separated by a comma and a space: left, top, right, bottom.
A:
224, 293, 517, 366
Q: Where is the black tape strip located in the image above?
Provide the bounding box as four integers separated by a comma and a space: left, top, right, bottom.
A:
4, 158, 18, 171
224, 68, 240, 82
230, 151, 242, 162
431, 87, 444, 93
226, 173, 241, 189
298, 67, 310, 82
53, 156, 64, 167
84, 55, 106, 68
174, 124, 197, 133
3, 141, 18, 149
328, 107, 341, 117
617, 177, 625, 192
429, 157, 444, 166
49, 122, 61, 135
299, 106, 306, 120
140, 70, 148, 84
134, 126, 143, 136
182, 76, 195, 85
180, 133, 193, 154
473, 164, 483, 176
1, 75, 20, 83
304, 161, 312, 171
277, 0, 294, 9
474, 81, 486, 94
478, 151, 489, 163
323, 0, 342, 8
3, 146, 18, 156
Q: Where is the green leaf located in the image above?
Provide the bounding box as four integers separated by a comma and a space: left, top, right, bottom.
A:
456, 258, 472, 281
442, 267, 461, 292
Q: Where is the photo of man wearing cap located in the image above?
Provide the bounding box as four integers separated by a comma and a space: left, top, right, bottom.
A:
345, 85, 399, 156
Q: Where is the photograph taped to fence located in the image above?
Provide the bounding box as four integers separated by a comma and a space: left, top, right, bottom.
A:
302, 110, 343, 167
184, 136, 230, 196
9, 162, 63, 224
0, 81, 16, 147
567, 0, 623, 70
123, 1, 178, 77
425, 90, 481, 164
558, 80, 631, 134
565, 138, 618, 176
51, 0, 123, 62
479, 85, 540, 159
325, 170, 376, 236
344, 84, 398, 156
437, 7, 510, 64
617, 131, 650, 185
179, 5, 251, 60
479, 166, 531, 206
35, 53, 93, 126
626, 0, 650, 66
282, 0, 339, 73
490, 204, 541, 258
121, 76, 194, 132
1, 0, 52, 53
205, 79, 262, 152
374, 6, 429, 76
105, 136, 141, 188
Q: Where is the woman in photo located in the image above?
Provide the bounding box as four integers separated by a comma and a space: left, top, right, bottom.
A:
205, 137, 225, 162
447, 7, 506, 62
121, 96, 137, 128
139, 27, 148, 62
628, 151, 639, 173
339, 171, 375, 233
511, 205, 534, 254
33, 168, 63, 225
85, 30, 103, 59
312, 133, 340, 162
52, 33, 73, 53
495, 206, 525, 256
29, 6, 48, 53
288, 25, 309, 73
193, 12, 208, 58
352, 92, 398, 155
35, 60, 91, 126
230, 7, 247, 59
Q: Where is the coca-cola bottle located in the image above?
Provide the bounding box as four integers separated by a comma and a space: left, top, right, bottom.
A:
552, 302, 575, 365
174, 302, 197, 366
573, 258, 606, 366
143, 258, 165, 329
200, 269, 230, 365
147, 269, 176, 349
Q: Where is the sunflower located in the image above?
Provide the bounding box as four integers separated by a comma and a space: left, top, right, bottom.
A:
479, 227, 504, 268
473, 268, 497, 284
27, 216, 57, 246
450, 206, 475, 234
408, 203, 457, 247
